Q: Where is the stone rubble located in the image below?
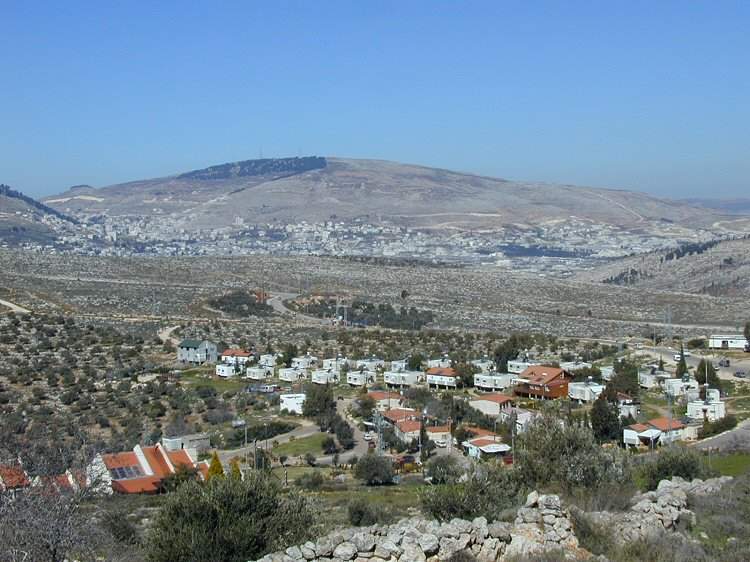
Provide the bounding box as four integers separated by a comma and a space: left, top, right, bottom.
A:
578, 475, 733, 546
252, 476, 733, 562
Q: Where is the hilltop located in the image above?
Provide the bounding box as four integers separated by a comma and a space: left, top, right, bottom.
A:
43, 156, 722, 233
0, 184, 76, 245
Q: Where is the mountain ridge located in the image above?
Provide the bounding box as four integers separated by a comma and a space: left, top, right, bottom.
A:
42, 156, 724, 235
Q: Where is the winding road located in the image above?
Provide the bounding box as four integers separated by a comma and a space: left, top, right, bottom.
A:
0, 298, 30, 314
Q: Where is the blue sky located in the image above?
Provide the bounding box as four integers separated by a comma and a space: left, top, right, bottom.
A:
1, 1, 748, 198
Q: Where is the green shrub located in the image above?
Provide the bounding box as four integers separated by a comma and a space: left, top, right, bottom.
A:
146, 472, 315, 562
699, 415, 737, 439
295, 470, 324, 490
640, 446, 717, 491
421, 465, 525, 522
425, 455, 464, 485
347, 497, 384, 526
354, 453, 393, 485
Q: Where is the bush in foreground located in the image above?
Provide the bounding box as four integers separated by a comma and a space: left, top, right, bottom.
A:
354, 453, 393, 485
640, 445, 717, 491
147, 472, 315, 562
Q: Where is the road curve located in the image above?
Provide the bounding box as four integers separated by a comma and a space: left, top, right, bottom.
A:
0, 298, 30, 314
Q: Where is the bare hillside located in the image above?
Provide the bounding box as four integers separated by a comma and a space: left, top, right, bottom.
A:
43, 157, 720, 233
576, 237, 750, 296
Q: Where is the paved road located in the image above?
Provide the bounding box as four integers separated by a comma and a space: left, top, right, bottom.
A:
218, 419, 319, 466
267, 292, 332, 327
695, 419, 750, 452
635, 346, 750, 382
0, 298, 30, 314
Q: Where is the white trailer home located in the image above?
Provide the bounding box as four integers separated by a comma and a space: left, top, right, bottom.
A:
474, 372, 513, 392
709, 334, 748, 350
383, 370, 421, 388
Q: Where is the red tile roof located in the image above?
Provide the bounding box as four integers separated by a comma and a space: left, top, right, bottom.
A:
102, 451, 140, 470
112, 476, 162, 494
518, 365, 567, 385
222, 349, 251, 357
426, 425, 451, 434
384, 408, 417, 423
648, 417, 686, 431
469, 437, 502, 447
141, 446, 171, 478
166, 449, 194, 468
627, 423, 650, 432
426, 367, 457, 377
464, 426, 499, 438
0, 464, 30, 489
396, 420, 422, 434
368, 391, 401, 401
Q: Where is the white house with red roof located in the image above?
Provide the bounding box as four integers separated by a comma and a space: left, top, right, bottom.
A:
623, 417, 686, 448
469, 393, 514, 416
426, 367, 459, 389
221, 348, 253, 365
93, 443, 209, 494
367, 391, 403, 412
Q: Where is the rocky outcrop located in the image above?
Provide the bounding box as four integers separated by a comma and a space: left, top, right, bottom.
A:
252, 477, 732, 562
253, 493, 585, 562
579, 475, 732, 546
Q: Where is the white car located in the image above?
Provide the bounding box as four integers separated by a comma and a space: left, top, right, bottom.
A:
363, 432, 373, 441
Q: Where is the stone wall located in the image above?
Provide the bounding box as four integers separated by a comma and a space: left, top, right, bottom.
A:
252, 476, 732, 562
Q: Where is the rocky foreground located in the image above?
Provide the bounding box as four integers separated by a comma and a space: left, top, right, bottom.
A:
252, 476, 732, 562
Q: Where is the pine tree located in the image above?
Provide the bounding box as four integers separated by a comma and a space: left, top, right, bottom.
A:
229, 458, 242, 479
590, 395, 621, 443
207, 451, 225, 480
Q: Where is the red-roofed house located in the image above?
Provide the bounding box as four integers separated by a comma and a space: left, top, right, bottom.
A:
92, 443, 209, 494
367, 391, 403, 412
395, 419, 422, 442
513, 366, 572, 400
426, 367, 459, 389
463, 436, 511, 460
383, 408, 417, 425
221, 348, 253, 365
469, 393, 514, 416
623, 417, 686, 448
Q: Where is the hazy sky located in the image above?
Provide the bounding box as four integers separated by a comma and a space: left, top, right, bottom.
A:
1, 2, 748, 198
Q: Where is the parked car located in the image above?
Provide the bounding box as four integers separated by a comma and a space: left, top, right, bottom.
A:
719, 358, 731, 368
734, 371, 747, 379
363, 432, 372, 441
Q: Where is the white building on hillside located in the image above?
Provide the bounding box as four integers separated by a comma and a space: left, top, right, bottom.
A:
322, 357, 349, 371
686, 388, 726, 422
278, 367, 305, 383
258, 354, 279, 368
709, 334, 749, 350
507, 360, 538, 374
384, 370, 420, 388
292, 355, 317, 370
568, 381, 605, 403
469, 394, 513, 416
215, 364, 237, 378
471, 358, 495, 373
311, 369, 338, 385
347, 370, 376, 387
356, 357, 384, 371
474, 372, 513, 392
246, 367, 271, 381
280, 394, 306, 415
